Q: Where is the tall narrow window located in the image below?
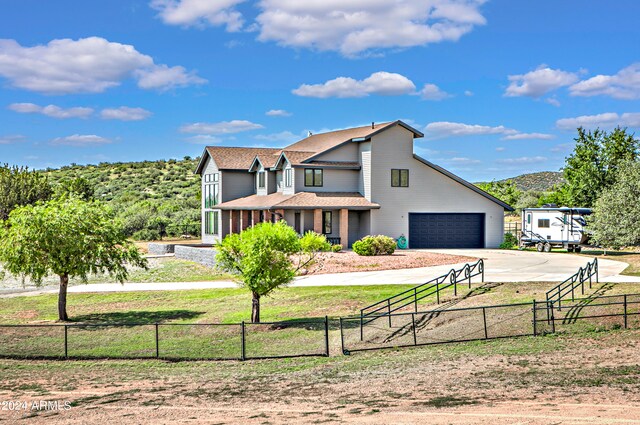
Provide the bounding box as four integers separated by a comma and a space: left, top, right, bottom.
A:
204, 173, 219, 208
258, 171, 266, 189
391, 169, 409, 187
322, 211, 332, 234
285, 168, 292, 187
205, 211, 219, 235
304, 168, 323, 187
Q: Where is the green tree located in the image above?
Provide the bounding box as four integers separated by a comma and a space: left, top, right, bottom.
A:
0, 164, 53, 220
55, 177, 94, 200
563, 127, 639, 207
216, 222, 329, 322
477, 179, 522, 207
590, 161, 640, 249
0, 198, 147, 321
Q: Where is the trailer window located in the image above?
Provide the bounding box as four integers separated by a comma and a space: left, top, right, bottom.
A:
527, 214, 531, 224
538, 219, 550, 228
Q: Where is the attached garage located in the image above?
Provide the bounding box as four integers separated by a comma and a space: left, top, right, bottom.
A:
408, 213, 485, 249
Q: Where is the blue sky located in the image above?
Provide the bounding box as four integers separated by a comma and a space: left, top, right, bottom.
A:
0, 0, 639, 181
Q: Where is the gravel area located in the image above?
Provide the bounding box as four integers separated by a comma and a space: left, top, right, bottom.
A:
306, 250, 475, 274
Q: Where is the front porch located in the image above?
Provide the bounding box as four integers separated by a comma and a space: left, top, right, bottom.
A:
225, 208, 370, 247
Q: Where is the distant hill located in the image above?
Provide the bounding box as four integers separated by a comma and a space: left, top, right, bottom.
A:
476, 171, 565, 192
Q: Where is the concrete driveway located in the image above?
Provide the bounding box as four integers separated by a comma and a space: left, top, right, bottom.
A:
1, 249, 637, 297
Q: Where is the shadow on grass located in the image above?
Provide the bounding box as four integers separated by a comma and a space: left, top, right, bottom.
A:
70, 310, 205, 326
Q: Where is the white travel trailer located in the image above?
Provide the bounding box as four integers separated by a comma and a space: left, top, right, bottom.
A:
520, 207, 592, 252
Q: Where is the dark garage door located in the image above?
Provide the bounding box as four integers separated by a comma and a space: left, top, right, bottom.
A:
409, 213, 485, 249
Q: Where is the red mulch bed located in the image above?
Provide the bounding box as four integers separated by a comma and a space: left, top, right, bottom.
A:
303, 250, 476, 275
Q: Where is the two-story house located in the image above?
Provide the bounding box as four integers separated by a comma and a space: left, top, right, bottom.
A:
195, 120, 513, 248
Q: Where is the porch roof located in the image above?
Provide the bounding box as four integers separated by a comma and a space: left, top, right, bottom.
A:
216, 192, 380, 210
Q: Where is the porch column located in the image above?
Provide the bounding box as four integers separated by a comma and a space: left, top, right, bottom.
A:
264, 210, 271, 223
240, 210, 250, 230
340, 209, 349, 246
300, 210, 305, 234
275, 209, 285, 223
228, 210, 235, 234
252, 210, 260, 226
313, 208, 323, 234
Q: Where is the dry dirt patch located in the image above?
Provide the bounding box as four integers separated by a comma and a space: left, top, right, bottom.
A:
305, 250, 474, 274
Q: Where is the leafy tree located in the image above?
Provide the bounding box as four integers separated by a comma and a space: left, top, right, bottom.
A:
590, 160, 640, 249
514, 190, 541, 211
55, 177, 94, 200
216, 222, 329, 322
536, 184, 571, 207
477, 179, 522, 207
0, 164, 53, 220
0, 198, 147, 321
563, 127, 639, 207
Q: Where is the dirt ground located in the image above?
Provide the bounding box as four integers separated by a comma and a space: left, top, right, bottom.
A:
1, 330, 639, 424
306, 250, 474, 274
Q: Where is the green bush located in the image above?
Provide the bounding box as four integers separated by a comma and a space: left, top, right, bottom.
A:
352, 235, 396, 256
132, 229, 161, 241
331, 244, 343, 253
299, 231, 331, 253
499, 232, 518, 249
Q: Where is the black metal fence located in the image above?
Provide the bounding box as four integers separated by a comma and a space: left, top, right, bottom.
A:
0, 317, 330, 361
340, 294, 640, 355
546, 258, 598, 308
358, 259, 484, 334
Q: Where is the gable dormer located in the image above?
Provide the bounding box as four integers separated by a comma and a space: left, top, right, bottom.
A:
273, 152, 295, 195
249, 156, 268, 196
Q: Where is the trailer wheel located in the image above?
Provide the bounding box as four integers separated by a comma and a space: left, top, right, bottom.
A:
543, 242, 552, 252
574, 247, 582, 253
567, 246, 574, 253
536, 242, 544, 252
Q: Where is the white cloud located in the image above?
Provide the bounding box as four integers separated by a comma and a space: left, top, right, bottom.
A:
495, 147, 505, 152
556, 112, 640, 130
256, 0, 487, 57
505, 65, 579, 98
496, 156, 548, 165
502, 132, 555, 141
293, 71, 416, 98
464, 90, 474, 96
100, 107, 153, 121
150, 0, 245, 31
550, 143, 573, 153
545, 96, 561, 107
0, 37, 205, 94
266, 109, 292, 117
50, 134, 112, 147
135, 64, 206, 91
0, 135, 25, 145
180, 119, 264, 134
8, 102, 93, 119
569, 63, 640, 100
254, 131, 300, 143
417, 83, 450, 100
425, 121, 518, 139
448, 157, 481, 164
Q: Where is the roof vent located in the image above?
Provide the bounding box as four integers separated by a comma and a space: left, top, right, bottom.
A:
371, 121, 375, 129
307, 131, 313, 137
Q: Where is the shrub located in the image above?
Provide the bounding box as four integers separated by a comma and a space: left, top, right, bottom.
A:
132, 229, 161, 241
499, 232, 518, 249
299, 231, 331, 253
331, 244, 343, 253
352, 235, 396, 256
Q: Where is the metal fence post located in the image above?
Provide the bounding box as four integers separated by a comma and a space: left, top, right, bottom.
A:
414, 288, 418, 312
550, 306, 556, 334
359, 311, 364, 341
482, 307, 488, 339
624, 295, 628, 329
324, 316, 330, 357
64, 324, 68, 359
155, 323, 159, 358
339, 317, 348, 355
454, 277, 457, 296
436, 282, 440, 304
241, 321, 246, 361
532, 300, 537, 336
387, 299, 392, 327
481, 260, 485, 282
411, 313, 417, 346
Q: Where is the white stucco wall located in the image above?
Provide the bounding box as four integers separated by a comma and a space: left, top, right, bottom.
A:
368, 125, 505, 248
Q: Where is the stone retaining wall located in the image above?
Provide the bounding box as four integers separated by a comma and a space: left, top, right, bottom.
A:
174, 245, 217, 268
147, 243, 175, 255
